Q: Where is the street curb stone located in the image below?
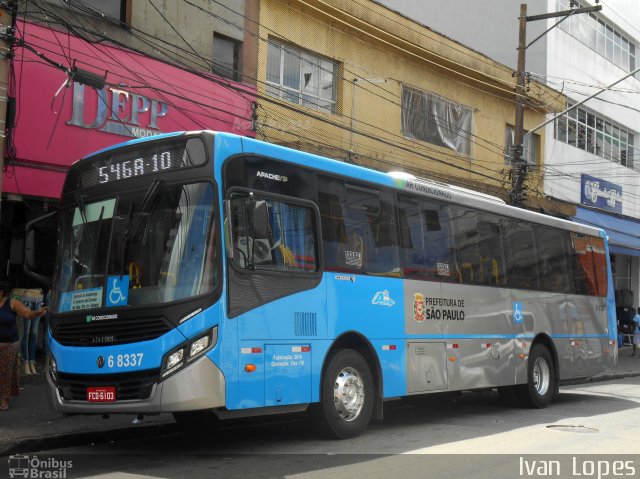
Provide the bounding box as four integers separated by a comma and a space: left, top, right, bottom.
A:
0, 423, 178, 457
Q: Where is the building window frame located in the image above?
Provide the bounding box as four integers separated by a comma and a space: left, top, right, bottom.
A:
555, 102, 636, 169
557, 0, 636, 77
266, 39, 337, 115
401, 84, 474, 156
213, 33, 242, 81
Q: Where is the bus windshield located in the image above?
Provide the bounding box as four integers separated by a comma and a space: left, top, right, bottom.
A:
54, 181, 217, 313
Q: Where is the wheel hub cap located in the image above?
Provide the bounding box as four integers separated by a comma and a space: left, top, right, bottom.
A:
333, 367, 365, 421
533, 357, 550, 396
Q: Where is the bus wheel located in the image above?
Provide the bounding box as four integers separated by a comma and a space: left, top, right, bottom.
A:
315, 349, 374, 439
517, 344, 556, 408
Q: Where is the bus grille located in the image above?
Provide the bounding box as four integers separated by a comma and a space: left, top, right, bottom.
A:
294, 312, 317, 336
53, 317, 172, 346
56, 370, 160, 401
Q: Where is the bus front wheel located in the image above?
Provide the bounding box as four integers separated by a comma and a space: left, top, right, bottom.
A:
315, 349, 374, 439
517, 344, 556, 408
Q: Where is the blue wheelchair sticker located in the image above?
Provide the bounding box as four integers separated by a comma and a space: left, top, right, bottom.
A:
106, 275, 129, 308
513, 302, 524, 323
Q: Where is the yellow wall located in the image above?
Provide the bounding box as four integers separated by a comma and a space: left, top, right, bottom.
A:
256, 0, 564, 201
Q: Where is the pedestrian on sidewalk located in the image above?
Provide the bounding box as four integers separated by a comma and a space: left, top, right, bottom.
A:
633, 309, 640, 358
20, 289, 45, 375
0, 280, 47, 412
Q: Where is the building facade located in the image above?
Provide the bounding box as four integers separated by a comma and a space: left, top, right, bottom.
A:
376, 0, 640, 307
2, 0, 574, 295
254, 0, 563, 208
0, 1, 259, 286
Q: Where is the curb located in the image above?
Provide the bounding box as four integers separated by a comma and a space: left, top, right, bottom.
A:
0, 423, 178, 457
561, 370, 640, 386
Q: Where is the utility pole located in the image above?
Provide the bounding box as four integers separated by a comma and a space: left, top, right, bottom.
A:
509, 1, 602, 208
509, 3, 528, 208
0, 1, 15, 206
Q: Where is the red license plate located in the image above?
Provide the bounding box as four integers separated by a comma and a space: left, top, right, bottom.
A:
87, 386, 116, 402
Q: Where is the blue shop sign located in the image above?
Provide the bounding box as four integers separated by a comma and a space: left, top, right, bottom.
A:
581, 174, 622, 214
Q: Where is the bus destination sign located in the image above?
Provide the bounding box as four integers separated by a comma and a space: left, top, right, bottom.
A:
75, 137, 206, 189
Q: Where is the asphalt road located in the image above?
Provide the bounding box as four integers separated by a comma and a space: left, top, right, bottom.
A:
6, 377, 640, 479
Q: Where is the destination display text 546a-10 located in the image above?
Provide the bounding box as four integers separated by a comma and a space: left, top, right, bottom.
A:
76, 137, 207, 188
97, 150, 174, 184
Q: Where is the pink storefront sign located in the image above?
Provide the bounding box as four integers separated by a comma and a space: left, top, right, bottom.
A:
3, 20, 256, 199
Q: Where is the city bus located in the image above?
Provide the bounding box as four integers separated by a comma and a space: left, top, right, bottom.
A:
41, 131, 616, 438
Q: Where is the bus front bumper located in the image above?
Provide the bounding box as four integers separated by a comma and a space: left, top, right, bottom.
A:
47, 355, 226, 414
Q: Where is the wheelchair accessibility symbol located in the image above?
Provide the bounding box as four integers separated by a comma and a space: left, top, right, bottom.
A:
106, 275, 129, 307
513, 302, 524, 323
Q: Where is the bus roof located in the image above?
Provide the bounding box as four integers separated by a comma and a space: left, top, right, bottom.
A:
74, 130, 607, 241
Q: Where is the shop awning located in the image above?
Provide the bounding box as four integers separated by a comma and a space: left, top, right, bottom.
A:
573, 206, 640, 256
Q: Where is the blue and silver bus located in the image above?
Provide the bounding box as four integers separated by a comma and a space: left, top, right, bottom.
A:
45, 131, 616, 438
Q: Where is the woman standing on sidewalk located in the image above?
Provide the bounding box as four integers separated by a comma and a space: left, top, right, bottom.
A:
0, 280, 46, 411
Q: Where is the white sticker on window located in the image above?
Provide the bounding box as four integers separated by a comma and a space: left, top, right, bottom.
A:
437, 262, 451, 276
345, 251, 362, 267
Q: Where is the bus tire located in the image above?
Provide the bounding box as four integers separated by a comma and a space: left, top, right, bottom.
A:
517, 344, 556, 408
314, 349, 374, 439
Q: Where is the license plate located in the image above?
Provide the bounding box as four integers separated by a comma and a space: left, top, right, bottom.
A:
87, 386, 116, 402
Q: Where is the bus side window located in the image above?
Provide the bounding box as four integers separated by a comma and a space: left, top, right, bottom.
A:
589, 237, 608, 297
398, 195, 454, 282
570, 233, 605, 296
503, 219, 539, 290
318, 178, 349, 271
537, 227, 571, 293
476, 218, 505, 286
570, 233, 591, 295
230, 193, 318, 273
318, 176, 399, 275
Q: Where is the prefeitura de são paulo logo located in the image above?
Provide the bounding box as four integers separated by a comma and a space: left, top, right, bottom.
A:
414, 293, 426, 322
8, 454, 72, 478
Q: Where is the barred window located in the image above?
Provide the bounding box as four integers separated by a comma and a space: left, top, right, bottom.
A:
266, 39, 337, 114
555, 103, 635, 169
401, 85, 473, 155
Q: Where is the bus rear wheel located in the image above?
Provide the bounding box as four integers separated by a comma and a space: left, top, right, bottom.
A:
314, 349, 374, 439
517, 344, 556, 408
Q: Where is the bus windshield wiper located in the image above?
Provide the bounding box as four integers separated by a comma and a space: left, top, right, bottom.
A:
119, 180, 162, 275
87, 205, 105, 280
121, 179, 162, 244
77, 194, 89, 225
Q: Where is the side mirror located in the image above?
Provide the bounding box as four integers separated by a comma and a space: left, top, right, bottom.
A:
253, 200, 269, 238
24, 211, 58, 286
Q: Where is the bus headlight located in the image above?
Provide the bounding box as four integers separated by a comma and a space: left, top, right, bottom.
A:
189, 334, 211, 358
164, 349, 185, 377
161, 327, 217, 379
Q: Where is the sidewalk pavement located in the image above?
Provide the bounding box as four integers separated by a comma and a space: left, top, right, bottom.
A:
2, 346, 640, 456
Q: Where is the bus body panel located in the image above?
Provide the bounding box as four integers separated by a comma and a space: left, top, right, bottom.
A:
48, 354, 225, 414
47, 131, 617, 424
49, 328, 186, 375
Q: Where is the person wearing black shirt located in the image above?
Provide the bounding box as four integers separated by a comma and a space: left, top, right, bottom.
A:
0, 280, 46, 411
